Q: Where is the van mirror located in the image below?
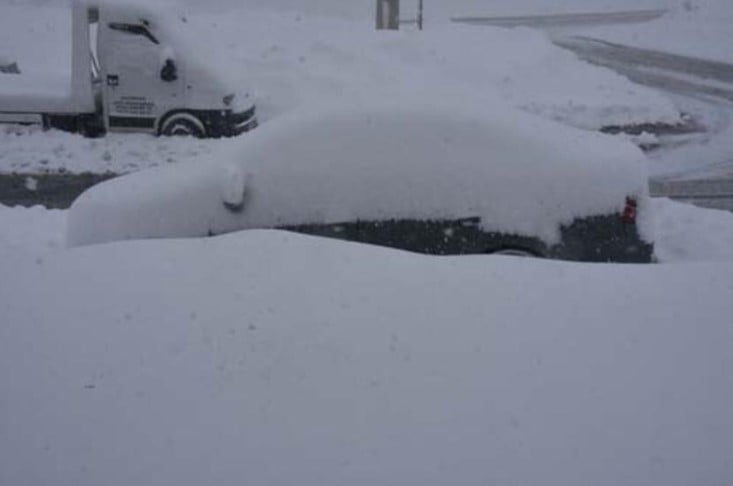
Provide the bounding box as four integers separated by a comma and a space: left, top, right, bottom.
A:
109, 22, 159, 44
160, 58, 178, 82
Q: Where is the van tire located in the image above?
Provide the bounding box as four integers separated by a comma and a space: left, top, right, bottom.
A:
78, 115, 105, 138
160, 113, 206, 138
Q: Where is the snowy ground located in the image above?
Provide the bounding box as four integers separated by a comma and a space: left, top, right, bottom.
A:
2, 209, 733, 486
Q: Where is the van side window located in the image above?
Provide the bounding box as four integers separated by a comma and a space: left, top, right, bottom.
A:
108, 23, 159, 45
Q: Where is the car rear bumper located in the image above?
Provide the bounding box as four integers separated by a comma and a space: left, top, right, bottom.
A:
551, 215, 655, 263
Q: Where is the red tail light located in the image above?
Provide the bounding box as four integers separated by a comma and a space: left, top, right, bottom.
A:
623, 197, 637, 225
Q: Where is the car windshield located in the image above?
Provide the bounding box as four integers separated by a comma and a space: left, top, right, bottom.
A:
1, 2, 731, 486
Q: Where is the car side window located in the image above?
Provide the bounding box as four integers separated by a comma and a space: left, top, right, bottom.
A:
108, 22, 159, 45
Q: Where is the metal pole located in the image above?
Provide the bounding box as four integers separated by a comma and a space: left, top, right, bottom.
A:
418, 0, 423, 30
376, 0, 399, 30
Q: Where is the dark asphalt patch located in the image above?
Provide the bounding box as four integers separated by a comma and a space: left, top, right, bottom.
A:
600, 116, 705, 151
0, 172, 117, 209
600, 116, 703, 137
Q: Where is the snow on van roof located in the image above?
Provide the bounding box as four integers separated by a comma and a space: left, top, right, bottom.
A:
68, 100, 650, 247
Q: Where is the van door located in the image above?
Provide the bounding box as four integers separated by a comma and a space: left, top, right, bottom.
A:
98, 20, 183, 133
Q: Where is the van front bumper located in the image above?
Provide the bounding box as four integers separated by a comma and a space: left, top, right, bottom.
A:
198, 105, 257, 138
224, 105, 258, 136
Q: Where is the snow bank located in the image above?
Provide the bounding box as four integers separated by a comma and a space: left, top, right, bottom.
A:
2, 229, 733, 486
67, 101, 649, 247
651, 197, 733, 261
0, 125, 216, 174
0, 203, 66, 256
181, 8, 680, 130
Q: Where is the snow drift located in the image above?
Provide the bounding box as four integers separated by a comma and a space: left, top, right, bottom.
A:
2, 229, 733, 486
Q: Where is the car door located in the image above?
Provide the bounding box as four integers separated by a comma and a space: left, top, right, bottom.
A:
98, 20, 182, 133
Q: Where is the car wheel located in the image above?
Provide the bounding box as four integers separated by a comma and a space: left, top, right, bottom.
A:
160, 114, 206, 138
489, 247, 540, 258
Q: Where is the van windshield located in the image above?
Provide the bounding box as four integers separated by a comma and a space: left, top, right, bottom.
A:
108, 22, 159, 45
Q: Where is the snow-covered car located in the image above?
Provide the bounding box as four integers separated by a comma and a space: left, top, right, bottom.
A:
67, 101, 654, 262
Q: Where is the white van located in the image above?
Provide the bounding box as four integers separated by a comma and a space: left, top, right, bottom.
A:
0, 1, 257, 138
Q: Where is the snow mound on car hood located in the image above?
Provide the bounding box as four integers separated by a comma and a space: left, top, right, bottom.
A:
68, 100, 649, 247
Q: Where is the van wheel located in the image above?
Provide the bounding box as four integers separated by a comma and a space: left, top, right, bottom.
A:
160, 114, 206, 138
77, 115, 105, 138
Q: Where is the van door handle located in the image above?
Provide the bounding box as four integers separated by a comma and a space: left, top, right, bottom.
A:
106, 74, 119, 86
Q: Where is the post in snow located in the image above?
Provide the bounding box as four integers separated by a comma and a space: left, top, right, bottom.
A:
376, 0, 400, 30
418, 0, 423, 30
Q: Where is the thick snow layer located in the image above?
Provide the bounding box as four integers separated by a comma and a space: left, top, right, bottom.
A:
1, 228, 733, 486
66, 102, 650, 247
